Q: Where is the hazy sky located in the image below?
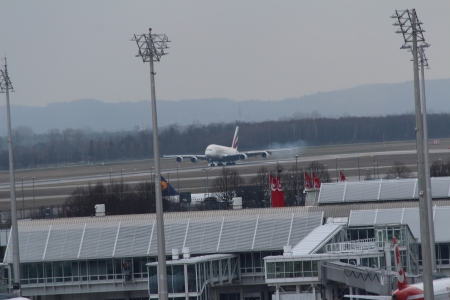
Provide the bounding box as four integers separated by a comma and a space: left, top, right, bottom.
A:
1, 1, 449, 107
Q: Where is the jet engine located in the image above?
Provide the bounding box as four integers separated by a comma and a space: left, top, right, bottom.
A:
239, 154, 248, 160
176, 156, 183, 163
190, 156, 198, 163
261, 151, 270, 158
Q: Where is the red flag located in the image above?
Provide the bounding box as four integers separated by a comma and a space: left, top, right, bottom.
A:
270, 175, 279, 207
304, 172, 311, 189
340, 170, 346, 182
275, 177, 285, 207
312, 173, 321, 188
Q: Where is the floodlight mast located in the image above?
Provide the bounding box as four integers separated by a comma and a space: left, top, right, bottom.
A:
131, 28, 170, 300
0, 58, 21, 294
392, 9, 434, 300
418, 43, 437, 273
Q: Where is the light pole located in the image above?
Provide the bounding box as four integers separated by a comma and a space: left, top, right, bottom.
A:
32, 177, 35, 218
21, 178, 25, 218
418, 43, 436, 272
392, 9, 434, 297
202, 168, 211, 197
177, 166, 180, 192
132, 28, 170, 300
109, 169, 113, 186
295, 155, 299, 205
335, 158, 338, 183
358, 157, 360, 181
1, 56, 20, 293
371, 156, 376, 179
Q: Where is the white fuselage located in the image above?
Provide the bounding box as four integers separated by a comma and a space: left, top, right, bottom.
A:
411, 278, 450, 299
205, 144, 238, 162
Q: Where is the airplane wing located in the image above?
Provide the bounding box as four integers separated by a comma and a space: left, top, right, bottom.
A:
163, 154, 207, 163
344, 295, 391, 300
241, 148, 296, 158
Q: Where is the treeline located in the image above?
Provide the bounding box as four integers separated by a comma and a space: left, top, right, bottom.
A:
1, 113, 450, 170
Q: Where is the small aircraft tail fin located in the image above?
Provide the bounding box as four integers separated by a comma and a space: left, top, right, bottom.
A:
160, 175, 179, 197
231, 126, 239, 149
393, 237, 409, 290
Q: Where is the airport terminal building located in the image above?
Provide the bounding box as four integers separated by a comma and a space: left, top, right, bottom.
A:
2, 177, 450, 300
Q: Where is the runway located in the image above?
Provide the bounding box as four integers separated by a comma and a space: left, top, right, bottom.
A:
0, 138, 449, 210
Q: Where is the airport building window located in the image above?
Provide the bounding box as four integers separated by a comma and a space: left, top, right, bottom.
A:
240, 251, 282, 274
266, 260, 318, 279
19, 257, 155, 286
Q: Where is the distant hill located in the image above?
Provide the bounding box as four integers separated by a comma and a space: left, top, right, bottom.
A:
1, 79, 449, 134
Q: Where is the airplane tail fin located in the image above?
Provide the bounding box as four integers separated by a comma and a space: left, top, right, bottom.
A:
393, 237, 409, 290
160, 175, 179, 197
231, 126, 239, 149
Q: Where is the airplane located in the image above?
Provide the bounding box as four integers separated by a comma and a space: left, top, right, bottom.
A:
164, 126, 278, 167
345, 237, 450, 300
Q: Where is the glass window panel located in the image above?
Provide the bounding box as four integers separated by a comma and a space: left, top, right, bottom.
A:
312, 261, 318, 276
123, 260, 132, 281
72, 262, 79, 281
148, 266, 158, 294
89, 261, 98, 281
45, 263, 53, 283
98, 260, 107, 280
107, 260, 114, 279
79, 261, 88, 281
285, 262, 293, 278
303, 261, 312, 277
187, 264, 196, 292
254, 252, 262, 272
29, 263, 37, 284
63, 261, 72, 282
54, 262, 63, 282
171, 265, 185, 293
294, 261, 302, 277
275, 262, 284, 278
115, 259, 123, 279
266, 262, 275, 279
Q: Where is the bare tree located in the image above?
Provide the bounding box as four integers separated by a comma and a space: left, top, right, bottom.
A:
305, 161, 331, 183
62, 128, 74, 165
385, 161, 412, 179
247, 166, 271, 207
47, 129, 61, 166
212, 167, 244, 208
72, 129, 84, 150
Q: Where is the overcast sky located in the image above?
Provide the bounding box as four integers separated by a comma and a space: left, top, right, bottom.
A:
1, 1, 449, 107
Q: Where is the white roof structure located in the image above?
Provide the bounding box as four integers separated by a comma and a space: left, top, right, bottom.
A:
147, 254, 236, 265
318, 177, 450, 204
291, 224, 343, 255
4, 207, 323, 264
348, 206, 450, 242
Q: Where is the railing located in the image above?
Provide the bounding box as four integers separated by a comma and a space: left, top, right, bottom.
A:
326, 238, 377, 253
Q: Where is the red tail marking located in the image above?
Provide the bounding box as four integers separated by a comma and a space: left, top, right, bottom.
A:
393, 237, 409, 290
312, 173, 321, 188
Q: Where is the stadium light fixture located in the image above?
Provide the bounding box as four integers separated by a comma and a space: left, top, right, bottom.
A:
392, 8, 435, 298
131, 28, 170, 300
0, 57, 21, 294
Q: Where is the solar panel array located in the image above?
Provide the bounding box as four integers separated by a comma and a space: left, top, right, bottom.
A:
318, 177, 450, 204
4, 209, 323, 264
348, 206, 450, 243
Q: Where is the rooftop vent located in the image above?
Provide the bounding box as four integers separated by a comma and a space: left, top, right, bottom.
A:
95, 204, 105, 217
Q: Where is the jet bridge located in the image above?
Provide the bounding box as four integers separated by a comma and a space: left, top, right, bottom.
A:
147, 254, 239, 300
